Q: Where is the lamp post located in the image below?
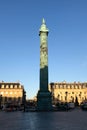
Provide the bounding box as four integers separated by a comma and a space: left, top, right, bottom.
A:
0, 95, 2, 109
23, 91, 26, 112
65, 92, 68, 102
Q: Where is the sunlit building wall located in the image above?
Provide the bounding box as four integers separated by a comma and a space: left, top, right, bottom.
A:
0, 82, 26, 105
49, 81, 87, 104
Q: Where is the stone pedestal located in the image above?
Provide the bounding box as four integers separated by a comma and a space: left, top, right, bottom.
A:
37, 90, 52, 111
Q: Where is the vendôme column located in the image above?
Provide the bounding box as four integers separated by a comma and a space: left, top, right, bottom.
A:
37, 19, 52, 111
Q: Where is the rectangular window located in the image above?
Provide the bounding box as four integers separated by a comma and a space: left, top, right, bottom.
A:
1, 85, 4, 88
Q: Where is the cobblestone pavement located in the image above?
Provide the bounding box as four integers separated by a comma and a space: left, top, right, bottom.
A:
0, 108, 87, 130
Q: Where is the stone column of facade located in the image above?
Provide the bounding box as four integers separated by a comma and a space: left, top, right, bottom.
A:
37, 19, 52, 111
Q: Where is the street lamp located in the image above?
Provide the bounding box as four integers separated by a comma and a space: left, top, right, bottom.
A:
23, 91, 26, 112
0, 95, 2, 109
65, 92, 68, 102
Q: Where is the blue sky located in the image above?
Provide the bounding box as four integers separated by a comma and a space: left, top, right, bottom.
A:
0, 0, 87, 99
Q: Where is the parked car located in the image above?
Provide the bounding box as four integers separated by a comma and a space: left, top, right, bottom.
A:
68, 102, 75, 109
80, 102, 87, 110
56, 102, 69, 111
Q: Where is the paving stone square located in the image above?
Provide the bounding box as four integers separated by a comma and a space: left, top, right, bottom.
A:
0, 109, 87, 130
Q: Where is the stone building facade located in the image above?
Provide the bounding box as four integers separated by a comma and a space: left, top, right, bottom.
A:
49, 81, 87, 104
0, 82, 26, 105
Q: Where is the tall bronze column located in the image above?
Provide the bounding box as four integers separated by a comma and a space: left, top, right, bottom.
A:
37, 19, 52, 111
